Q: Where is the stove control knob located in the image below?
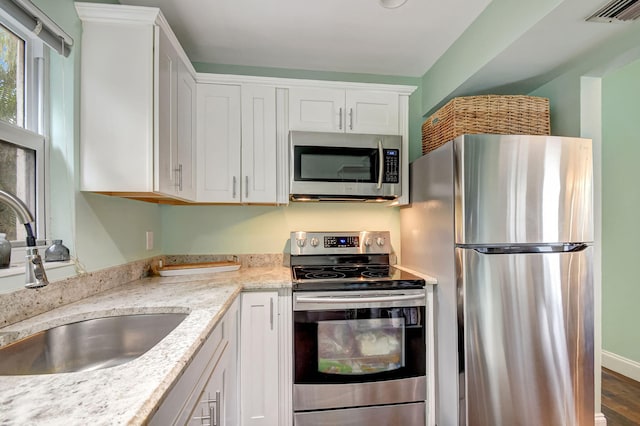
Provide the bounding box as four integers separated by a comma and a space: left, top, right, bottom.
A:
310, 237, 319, 247
364, 238, 372, 247
296, 238, 306, 248
376, 237, 386, 247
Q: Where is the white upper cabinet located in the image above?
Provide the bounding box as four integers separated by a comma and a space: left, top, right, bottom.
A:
241, 85, 277, 203
196, 84, 242, 203
289, 87, 399, 135
197, 83, 277, 204
346, 90, 399, 135
289, 87, 345, 132
176, 62, 197, 200
157, 29, 196, 200
76, 3, 196, 202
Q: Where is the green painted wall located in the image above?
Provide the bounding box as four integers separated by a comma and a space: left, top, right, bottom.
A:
161, 203, 401, 256
420, 0, 562, 116
601, 58, 640, 362
34, 0, 163, 273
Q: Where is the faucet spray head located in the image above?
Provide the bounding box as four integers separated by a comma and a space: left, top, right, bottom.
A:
25, 247, 48, 288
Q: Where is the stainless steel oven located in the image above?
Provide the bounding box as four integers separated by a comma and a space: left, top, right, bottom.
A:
290, 231, 426, 426
289, 131, 402, 202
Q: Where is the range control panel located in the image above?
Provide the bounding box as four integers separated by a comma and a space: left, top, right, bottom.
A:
290, 231, 391, 255
324, 236, 359, 248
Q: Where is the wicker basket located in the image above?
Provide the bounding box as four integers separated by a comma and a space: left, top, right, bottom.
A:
421, 95, 550, 155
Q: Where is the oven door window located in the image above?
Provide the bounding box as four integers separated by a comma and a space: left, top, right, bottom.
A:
318, 317, 405, 375
295, 307, 425, 384
294, 146, 378, 183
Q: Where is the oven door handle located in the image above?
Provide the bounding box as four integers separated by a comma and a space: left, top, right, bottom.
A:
296, 293, 424, 304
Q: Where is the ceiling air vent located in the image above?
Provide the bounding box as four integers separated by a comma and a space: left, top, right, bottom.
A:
586, 0, 640, 22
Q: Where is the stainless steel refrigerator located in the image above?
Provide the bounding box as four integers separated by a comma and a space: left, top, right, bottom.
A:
400, 134, 594, 426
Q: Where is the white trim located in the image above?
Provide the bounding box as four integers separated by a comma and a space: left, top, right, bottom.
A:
596, 412, 607, 426
397, 94, 410, 206
0, 121, 46, 242
602, 350, 640, 382
196, 72, 417, 95
75, 3, 196, 78
278, 289, 293, 426
275, 88, 290, 205
75, 2, 160, 25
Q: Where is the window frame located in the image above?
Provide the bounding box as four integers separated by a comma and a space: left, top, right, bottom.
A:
0, 7, 47, 248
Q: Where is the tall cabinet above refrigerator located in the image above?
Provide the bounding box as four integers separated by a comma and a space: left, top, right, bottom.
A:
400, 134, 594, 426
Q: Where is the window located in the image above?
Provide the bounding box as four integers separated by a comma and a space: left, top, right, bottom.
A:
0, 9, 45, 246
0, 23, 24, 126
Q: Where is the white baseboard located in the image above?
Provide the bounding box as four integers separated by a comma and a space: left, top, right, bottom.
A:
602, 350, 640, 382
596, 412, 607, 426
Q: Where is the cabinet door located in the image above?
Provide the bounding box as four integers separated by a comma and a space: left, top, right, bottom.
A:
196, 84, 242, 203
176, 62, 196, 200
346, 90, 399, 135
186, 344, 230, 426
241, 85, 277, 203
240, 292, 279, 426
156, 26, 179, 196
289, 87, 345, 132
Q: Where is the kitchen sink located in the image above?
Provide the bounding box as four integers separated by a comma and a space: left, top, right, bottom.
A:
0, 313, 188, 375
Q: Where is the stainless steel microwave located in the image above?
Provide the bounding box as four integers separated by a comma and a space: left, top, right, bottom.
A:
289, 131, 402, 201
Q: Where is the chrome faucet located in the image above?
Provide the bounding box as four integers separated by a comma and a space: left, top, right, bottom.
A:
0, 189, 49, 288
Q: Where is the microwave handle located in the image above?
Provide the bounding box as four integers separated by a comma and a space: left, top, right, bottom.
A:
377, 140, 384, 189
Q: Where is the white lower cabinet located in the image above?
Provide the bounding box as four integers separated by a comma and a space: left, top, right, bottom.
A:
151, 298, 239, 425
151, 291, 293, 426
240, 291, 281, 426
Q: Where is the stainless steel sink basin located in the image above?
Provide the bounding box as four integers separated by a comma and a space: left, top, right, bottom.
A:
0, 313, 188, 375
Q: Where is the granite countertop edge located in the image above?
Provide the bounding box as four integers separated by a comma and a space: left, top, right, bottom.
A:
0, 265, 292, 426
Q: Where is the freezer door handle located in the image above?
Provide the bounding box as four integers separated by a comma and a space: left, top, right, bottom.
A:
472, 243, 588, 254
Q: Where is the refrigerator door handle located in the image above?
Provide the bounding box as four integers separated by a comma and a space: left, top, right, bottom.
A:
472, 243, 588, 254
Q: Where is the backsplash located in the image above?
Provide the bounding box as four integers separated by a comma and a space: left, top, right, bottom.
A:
0, 258, 155, 328
0, 254, 284, 329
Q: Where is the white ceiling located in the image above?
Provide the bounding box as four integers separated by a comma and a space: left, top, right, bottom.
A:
119, 0, 492, 77
120, 0, 640, 95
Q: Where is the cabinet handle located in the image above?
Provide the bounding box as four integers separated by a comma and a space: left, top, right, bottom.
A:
349, 108, 353, 130
270, 297, 274, 330
192, 406, 210, 424
178, 164, 183, 191
245, 176, 249, 199
215, 390, 221, 426
173, 166, 180, 189
338, 107, 343, 130
232, 176, 237, 198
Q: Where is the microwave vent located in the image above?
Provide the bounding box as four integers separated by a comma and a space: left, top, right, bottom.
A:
586, 0, 640, 22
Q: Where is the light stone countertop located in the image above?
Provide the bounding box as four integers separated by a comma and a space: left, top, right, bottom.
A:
0, 265, 291, 426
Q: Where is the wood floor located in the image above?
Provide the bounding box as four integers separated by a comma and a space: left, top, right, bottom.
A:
602, 368, 640, 425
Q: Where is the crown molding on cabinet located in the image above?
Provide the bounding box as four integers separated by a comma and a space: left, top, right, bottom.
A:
75, 2, 197, 77
75, 2, 160, 24
195, 72, 417, 95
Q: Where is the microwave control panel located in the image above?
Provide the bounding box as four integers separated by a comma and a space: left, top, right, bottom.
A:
383, 149, 400, 183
